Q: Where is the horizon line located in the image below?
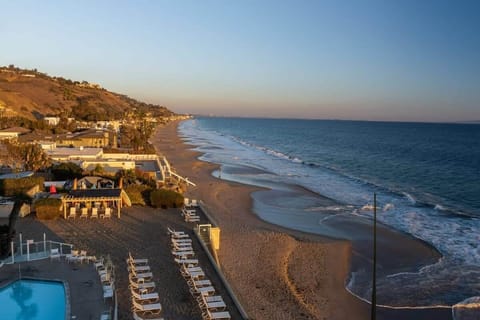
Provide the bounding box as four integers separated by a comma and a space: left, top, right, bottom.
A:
188, 114, 480, 125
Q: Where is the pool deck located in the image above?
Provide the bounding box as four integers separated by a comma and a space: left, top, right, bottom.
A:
3, 206, 243, 320
0, 259, 106, 319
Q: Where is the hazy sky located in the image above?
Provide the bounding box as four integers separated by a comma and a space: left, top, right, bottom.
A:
1, 0, 479, 122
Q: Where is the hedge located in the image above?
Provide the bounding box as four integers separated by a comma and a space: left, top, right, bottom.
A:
150, 189, 184, 209
0, 176, 44, 197
35, 198, 63, 220
125, 184, 152, 206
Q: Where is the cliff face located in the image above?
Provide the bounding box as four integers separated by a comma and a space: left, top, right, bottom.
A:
0, 66, 174, 120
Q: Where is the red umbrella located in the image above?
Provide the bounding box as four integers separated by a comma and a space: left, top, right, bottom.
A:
49, 184, 57, 194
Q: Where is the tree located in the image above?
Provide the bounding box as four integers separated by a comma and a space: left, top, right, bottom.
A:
115, 169, 137, 186
51, 162, 83, 180
1, 141, 50, 171
93, 164, 104, 175
22, 144, 51, 171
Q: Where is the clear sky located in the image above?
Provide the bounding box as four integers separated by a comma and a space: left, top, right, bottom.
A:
1, 0, 479, 122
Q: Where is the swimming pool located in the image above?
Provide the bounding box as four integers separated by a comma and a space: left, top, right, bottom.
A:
0, 279, 66, 320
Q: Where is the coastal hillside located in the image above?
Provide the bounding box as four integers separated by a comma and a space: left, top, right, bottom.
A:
0, 65, 174, 120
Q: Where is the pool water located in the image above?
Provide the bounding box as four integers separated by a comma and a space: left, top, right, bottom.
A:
0, 279, 66, 320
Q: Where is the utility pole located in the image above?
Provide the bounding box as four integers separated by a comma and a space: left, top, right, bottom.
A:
371, 193, 377, 320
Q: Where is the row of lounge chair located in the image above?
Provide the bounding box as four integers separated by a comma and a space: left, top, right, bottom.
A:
127, 252, 164, 320
67, 207, 112, 219
168, 228, 231, 320
182, 207, 201, 223
95, 256, 115, 301
65, 249, 95, 263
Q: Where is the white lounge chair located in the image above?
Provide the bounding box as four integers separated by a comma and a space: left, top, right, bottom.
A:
185, 216, 200, 222
191, 279, 212, 288
131, 299, 162, 315
171, 238, 192, 244
193, 285, 215, 296
94, 257, 105, 270
131, 290, 159, 303
103, 283, 114, 300
78, 250, 88, 263
133, 311, 164, 320
198, 295, 225, 304
182, 208, 197, 215
68, 207, 76, 219
103, 207, 111, 218
129, 271, 153, 283
50, 248, 61, 261
174, 258, 198, 265
128, 252, 149, 265
202, 301, 227, 312
128, 264, 151, 273
172, 245, 193, 252
129, 281, 156, 292
66, 249, 79, 263
201, 310, 231, 320
100, 311, 111, 320
167, 228, 189, 238
172, 251, 195, 259
181, 266, 205, 279
91, 207, 98, 218
101, 271, 114, 284
80, 207, 88, 218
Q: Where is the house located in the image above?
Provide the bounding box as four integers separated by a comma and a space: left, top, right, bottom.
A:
19, 129, 117, 149
45, 147, 103, 163
0, 127, 31, 140
43, 116, 61, 126
0, 171, 34, 180
55, 129, 117, 148
80, 159, 136, 174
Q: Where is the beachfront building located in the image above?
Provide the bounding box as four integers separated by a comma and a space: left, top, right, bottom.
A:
19, 129, 117, 149
45, 147, 103, 163
43, 116, 60, 126
0, 126, 31, 140
80, 159, 136, 174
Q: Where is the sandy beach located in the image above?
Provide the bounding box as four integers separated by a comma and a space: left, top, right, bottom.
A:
152, 120, 454, 320
152, 121, 369, 320
7, 120, 453, 320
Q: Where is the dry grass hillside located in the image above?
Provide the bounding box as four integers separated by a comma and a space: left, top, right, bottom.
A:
0, 66, 173, 120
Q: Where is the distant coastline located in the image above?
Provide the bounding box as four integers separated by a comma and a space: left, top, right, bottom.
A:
190, 114, 480, 125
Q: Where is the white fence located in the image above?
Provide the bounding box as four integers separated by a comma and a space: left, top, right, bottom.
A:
2, 233, 73, 264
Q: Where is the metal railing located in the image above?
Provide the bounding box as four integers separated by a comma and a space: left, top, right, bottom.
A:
2, 233, 73, 264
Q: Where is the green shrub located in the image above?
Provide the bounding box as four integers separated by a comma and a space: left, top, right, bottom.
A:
35, 198, 62, 220
51, 162, 83, 180
150, 189, 184, 209
125, 185, 152, 206
0, 176, 44, 197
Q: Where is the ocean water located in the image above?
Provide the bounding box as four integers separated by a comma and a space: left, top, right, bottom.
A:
179, 117, 480, 315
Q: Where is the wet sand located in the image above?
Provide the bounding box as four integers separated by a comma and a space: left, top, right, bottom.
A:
152, 120, 453, 320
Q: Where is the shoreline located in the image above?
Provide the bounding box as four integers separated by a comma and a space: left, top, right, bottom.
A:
152, 120, 368, 320
154, 119, 454, 320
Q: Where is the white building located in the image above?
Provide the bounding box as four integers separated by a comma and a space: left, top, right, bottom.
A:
44, 117, 61, 126
46, 147, 103, 163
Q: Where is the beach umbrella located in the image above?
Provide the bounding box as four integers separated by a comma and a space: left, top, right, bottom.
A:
49, 185, 57, 194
